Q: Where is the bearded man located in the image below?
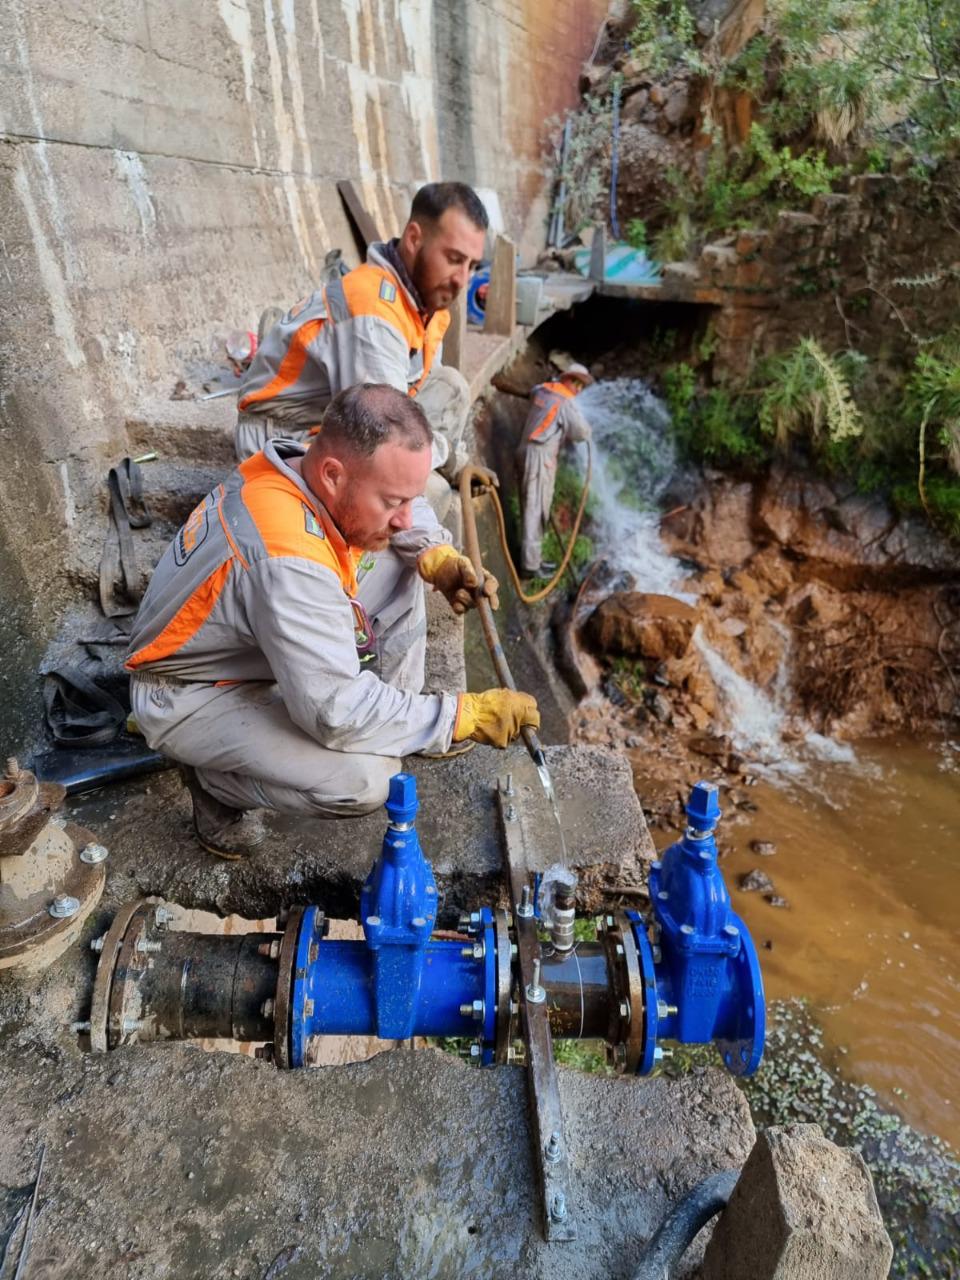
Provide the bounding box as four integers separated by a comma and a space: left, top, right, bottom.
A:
234, 182, 487, 479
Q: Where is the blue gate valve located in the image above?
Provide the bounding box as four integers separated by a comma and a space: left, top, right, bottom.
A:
282, 773, 763, 1075
638, 781, 765, 1076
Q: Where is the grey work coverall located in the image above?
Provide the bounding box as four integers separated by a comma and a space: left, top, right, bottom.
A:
517, 386, 591, 574
127, 440, 457, 818
235, 242, 469, 477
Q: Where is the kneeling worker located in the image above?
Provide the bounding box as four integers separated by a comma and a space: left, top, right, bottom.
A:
517, 364, 593, 578
126, 384, 539, 858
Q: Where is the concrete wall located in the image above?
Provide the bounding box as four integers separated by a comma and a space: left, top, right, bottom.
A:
0, 0, 606, 747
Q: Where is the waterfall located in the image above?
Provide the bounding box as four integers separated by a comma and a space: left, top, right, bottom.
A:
575, 378, 857, 775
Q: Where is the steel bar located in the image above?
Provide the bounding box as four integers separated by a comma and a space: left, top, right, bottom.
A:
497, 780, 577, 1242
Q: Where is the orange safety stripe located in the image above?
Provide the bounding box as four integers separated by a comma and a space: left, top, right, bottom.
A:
528, 381, 577, 441
340, 265, 450, 396
238, 453, 362, 597
126, 559, 234, 670
238, 316, 325, 410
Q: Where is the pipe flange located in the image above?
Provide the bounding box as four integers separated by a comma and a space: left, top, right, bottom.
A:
599, 914, 646, 1074
89, 899, 146, 1053
493, 909, 514, 1065
105, 902, 162, 1049
273, 905, 306, 1070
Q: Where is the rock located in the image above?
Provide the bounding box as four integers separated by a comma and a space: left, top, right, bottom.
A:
701, 1123, 893, 1280
645, 689, 673, 724
688, 733, 729, 760
764, 893, 789, 908
750, 839, 777, 856
745, 547, 794, 599
739, 868, 774, 893
696, 569, 726, 604
587, 592, 698, 660
661, 80, 696, 129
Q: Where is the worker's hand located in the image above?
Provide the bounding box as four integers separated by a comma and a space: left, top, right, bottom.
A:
418, 544, 500, 615
453, 689, 540, 749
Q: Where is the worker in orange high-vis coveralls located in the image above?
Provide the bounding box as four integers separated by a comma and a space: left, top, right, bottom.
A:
235, 181, 488, 480
126, 384, 539, 860
517, 364, 594, 577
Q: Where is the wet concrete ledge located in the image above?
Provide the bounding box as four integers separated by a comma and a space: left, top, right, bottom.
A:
0, 1034, 753, 1280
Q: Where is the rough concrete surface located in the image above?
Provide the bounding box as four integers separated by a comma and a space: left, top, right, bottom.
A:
701, 1123, 893, 1280
0, 1030, 754, 1280
64, 742, 651, 925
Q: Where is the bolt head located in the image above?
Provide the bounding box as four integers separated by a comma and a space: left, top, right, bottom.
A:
723, 923, 740, 938
550, 1192, 567, 1222
254, 1043, 275, 1062
619, 1000, 630, 1020
261, 998, 275, 1019
657, 890, 669, 901
49, 894, 80, 919
90, 935, 106, 953
154, 906, 173, 927
304, 998, 315, 1019
680, 923, 695, 936
411, 917, 427, 929
79, 842, 109, 865
471, 999, 484, 1020
472, 942, 484, 960
469, 1044, 481, 1059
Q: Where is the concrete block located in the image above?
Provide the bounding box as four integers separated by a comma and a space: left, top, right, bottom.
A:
701, 1123, 893, 1280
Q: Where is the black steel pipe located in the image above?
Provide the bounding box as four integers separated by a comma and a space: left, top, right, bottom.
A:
134, 933, 281, 1042
541, 943, 612, 1039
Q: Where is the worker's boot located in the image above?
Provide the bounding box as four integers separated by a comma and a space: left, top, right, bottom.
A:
180, 766, 266, 861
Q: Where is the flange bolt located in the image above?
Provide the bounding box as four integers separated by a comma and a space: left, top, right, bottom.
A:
136, 937, 162, 954
459, 999, 485, 1021
550, 1192, 567, 1223
526, 959, 546, 1005
49, 894, 80, 919
516, 884, 534, 920
79, 842, 109, 865
544, 1131, 562, 1164
90, 935, 107, 953
5, 757, 20, 779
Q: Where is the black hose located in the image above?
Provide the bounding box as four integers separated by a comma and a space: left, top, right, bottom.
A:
630, 1169, 739, 1280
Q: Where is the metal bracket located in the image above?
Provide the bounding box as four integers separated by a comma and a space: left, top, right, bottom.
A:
496, 777, 577, 1243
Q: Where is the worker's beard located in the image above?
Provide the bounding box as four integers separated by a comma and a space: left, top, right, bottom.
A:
411, 248, 457, 314
330, 481, 393, 552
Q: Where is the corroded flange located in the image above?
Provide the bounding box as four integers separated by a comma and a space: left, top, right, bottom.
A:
0, 759, 106, 972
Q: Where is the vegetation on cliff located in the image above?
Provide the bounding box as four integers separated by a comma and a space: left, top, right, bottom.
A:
549, 0, 960, 538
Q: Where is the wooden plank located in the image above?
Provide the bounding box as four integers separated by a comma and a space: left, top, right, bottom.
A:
588, 222, 606, 283
337, 180, 382, 257
444, 287, 466, 373
483, 234, 517, 337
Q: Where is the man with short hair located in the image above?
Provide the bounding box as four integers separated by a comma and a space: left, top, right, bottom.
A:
126, 384, 538, 859
235, 181, 488, 478
517, 364, 594, 578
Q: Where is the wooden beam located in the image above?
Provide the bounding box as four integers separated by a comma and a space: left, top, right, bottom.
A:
588, 222, 606, 283
483, 234, 516, 337
337, 180, 382, 257
444, 287, 466, 373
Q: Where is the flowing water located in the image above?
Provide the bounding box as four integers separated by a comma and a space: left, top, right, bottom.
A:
576, 377, 960, 1153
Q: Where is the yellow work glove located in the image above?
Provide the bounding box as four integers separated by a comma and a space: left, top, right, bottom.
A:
453, 689, 540, 749
418, 544, 499, 615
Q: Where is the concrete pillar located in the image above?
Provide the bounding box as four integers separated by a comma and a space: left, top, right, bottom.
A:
483, 234, 516, 337
702, 1123, 893, 1280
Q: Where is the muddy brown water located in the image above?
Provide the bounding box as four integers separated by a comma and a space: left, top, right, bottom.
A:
648, 736, 960, 1152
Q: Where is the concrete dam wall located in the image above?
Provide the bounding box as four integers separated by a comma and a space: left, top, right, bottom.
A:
0, 0, 606, 746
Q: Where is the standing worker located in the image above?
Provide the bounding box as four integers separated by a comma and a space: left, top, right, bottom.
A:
126, 384, 538, 860
517, 364, 593, 578
235, 182, 487, 480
